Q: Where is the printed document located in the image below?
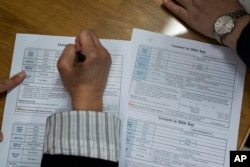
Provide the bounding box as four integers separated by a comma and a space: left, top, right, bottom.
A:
119, 29, 246, 167
0, 29, 246, 167
0, 34, 130, 167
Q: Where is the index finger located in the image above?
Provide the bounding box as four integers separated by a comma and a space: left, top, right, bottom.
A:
75, 28, 103, 55
0, 71, 26, 93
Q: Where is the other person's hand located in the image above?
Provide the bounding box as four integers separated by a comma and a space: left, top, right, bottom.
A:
162, 0, 250, 48
0, 71, 26, 93
0, 71, 26, 142
0, 131, 3, 142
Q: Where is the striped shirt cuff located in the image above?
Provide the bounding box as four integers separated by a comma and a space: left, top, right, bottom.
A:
43, 111, 121, 162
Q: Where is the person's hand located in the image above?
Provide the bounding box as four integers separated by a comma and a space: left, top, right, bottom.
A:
162, 0, 250, 48
57, 29, 111, 111
0, 71, 26, 142
0, 131, 3, 142
162, 0, 244, 38
0, 71, 26, 93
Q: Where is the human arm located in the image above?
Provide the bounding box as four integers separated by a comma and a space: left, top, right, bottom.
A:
0, 71, 26, 142
41, 29, 121, 167
162, 0, 250, 66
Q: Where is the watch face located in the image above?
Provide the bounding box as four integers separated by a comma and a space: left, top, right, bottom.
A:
214, 15, 235, 36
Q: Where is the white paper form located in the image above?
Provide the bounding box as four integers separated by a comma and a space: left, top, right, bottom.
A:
120, 29, 246, 167
0, 34, 130, 167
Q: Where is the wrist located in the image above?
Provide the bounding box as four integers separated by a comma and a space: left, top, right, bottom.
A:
71, 93, 103, 111
222, 15, 250, 49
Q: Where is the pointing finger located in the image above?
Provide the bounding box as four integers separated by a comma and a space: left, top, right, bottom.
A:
0, 71, 26, 93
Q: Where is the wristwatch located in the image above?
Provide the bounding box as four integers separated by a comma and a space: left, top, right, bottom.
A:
214, 9, 248, 45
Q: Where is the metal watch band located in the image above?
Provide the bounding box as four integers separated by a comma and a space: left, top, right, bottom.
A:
229, 10, 248, 21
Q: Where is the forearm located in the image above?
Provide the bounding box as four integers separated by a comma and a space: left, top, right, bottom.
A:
71, 94, 103, 111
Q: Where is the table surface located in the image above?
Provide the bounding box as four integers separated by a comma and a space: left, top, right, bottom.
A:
0, 0, 249, 149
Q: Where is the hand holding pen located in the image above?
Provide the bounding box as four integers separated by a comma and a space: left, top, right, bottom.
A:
75, 51, 86, 62
57, 28, 111, 111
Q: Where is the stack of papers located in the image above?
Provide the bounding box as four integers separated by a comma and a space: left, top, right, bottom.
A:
0, 29, 246, 167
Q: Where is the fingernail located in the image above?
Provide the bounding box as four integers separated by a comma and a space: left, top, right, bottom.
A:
164, 0, 168, 3
17, 71, 26, 77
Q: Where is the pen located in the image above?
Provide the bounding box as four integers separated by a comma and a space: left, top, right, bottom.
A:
75, 51, 86, 62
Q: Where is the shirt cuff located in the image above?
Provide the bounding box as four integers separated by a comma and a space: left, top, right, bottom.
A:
43, 111, 121, 162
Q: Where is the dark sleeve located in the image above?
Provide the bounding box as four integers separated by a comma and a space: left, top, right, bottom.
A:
236, 21, 250, 67
41, 154, 118, 167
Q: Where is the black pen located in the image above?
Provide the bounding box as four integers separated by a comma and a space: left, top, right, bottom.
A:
75, 51, 86, 62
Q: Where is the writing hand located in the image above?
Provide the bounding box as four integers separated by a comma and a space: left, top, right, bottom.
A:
57, 29, 111, 111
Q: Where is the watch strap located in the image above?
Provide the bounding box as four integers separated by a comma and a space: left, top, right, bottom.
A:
229, 10, 248, 21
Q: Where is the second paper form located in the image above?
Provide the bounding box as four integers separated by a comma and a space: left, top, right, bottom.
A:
120, 29, 245, 167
